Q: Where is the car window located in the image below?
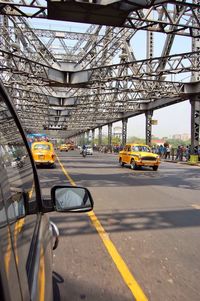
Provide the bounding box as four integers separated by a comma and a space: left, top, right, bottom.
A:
33, 144, 51, 150
132, 146, 150, 152
127, 146, 131, 152
0, 89, 39, 299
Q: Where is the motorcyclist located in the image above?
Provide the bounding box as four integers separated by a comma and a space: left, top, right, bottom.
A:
82, 144, 87, 157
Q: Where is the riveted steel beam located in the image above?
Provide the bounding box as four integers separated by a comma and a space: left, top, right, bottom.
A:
190, 95, 200, 154
145, 110, 153, 146
122, 117, 128, 146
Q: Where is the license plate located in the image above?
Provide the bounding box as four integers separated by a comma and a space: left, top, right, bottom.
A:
39, 155, 44, 160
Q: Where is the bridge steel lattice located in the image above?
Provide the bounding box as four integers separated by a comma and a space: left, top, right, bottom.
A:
0, 1, 200, 150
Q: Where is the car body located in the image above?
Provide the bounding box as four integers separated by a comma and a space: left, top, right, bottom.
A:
59, 144, 69, 152
66, 143, 75, 150
31, 141, 56, 166
81, 145, 93, 155
0, 80, 94, 301
119, 143, 160, 171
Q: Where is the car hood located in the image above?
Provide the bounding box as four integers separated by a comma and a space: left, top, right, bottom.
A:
134, 152, 158, 157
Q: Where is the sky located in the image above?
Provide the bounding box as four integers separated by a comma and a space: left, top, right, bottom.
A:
111, 100, 191, 139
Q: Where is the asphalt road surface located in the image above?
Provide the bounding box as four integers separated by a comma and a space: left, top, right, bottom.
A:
37, 150, 200, 301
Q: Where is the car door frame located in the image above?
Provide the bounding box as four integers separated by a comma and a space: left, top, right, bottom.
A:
0, 80, 53, 301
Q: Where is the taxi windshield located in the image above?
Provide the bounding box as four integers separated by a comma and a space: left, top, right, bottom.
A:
33, 144, 50, 150
132, 146, 150, 152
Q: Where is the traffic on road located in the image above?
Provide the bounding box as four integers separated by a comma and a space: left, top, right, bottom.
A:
38, 150, 200, 301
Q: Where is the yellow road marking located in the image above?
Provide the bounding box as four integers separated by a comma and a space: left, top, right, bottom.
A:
56, 154, 76, 186
56, 154, 148, 301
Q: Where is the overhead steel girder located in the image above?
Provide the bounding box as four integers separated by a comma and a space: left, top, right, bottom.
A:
84, 50, 200, 84
47, 0, 154, 27
1, 48, 199, 88
1, 1, 200, 37
22, 27, 101, 43
6, 16, 61, 69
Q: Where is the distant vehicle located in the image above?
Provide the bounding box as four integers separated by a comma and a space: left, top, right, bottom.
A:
11, 157, 24, 168
86, 145, 93, 155
119, 143, 160, 171
59, 144, 69, 152
82, 148, 87, 157
66, 143, 75, 150
80, 145, 93, 155
31, 141, 56, 167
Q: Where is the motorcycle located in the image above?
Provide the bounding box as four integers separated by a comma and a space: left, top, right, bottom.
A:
82, 149, 87, 157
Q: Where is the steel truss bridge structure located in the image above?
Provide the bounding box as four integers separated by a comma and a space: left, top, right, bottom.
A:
1, 0, 200, 152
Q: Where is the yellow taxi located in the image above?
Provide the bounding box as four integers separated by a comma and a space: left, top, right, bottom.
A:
119, 144, 160, 171
66, 143, 75, 150
59, 144, 69, 152
31, 141, 56, 167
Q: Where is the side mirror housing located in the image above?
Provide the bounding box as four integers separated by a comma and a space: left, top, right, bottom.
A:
51, 186, 94, 212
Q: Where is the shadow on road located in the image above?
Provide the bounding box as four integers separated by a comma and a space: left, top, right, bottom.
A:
52, 269, 133, 301
49, 207, 200, 237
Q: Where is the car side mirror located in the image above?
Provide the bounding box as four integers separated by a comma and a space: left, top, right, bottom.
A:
51, 186, 94, 212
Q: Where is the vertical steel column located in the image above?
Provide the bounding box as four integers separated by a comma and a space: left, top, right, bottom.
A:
145, 110, 153, 146
192, 0, 200, 81
86, 130, 90, 144
81, 132, 85, 145
91, 129, 95, 147
190, 96, 200, 154
98, 126, 102, 146
108, 123, 112, 152
122, 118, 128, 146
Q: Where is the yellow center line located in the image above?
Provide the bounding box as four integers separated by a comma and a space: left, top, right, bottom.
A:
56, 154, 76, 186
56, 153, 148, 301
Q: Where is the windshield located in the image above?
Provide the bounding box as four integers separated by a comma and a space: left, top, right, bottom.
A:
33, 144, 50, 150
132, 146, 150, 152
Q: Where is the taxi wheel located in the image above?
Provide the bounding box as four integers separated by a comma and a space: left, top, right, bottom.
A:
119, 158, 124, 167
130, 159, 137, 170
152, 166, 158, 171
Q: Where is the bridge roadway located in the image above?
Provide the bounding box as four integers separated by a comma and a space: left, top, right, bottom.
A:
38, 150, 200, 301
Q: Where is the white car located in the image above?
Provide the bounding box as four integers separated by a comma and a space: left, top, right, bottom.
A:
81, 145, 93, 155
86, 145, 93, 155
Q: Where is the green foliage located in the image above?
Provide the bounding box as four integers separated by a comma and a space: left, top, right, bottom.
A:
127, 136, 145, 144
167, 139, 191, 148
93, 135, 122, 145
111, 136, 121, 145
